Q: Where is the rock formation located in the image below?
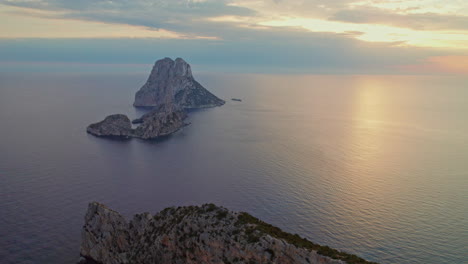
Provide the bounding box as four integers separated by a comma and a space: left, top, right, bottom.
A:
132, 107, 187, 140
80, 202, 129, 264
133, 57, 225, 109
79, 202, 376, 264
86, 106, 187, 140
86, 114, 133, 138
87, 57, 224, 140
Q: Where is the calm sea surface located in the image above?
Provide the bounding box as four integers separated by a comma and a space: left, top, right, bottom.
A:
0, 72, 467, 264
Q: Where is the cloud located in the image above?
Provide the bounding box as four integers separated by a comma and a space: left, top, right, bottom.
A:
0, 0, 467, 74
0, 29, 455, 74
330, 7, 468, 31
0, 5, 193, 39
0, 0, 261, 40
230, 0, 355, 19
1, 0, 256, 15
0, 0, 256, 27
2, 0, 468, 47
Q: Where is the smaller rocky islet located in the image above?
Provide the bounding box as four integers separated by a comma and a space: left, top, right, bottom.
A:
86, 107, 187, 140
86, 114, 133, 138
86, 57, 224, 140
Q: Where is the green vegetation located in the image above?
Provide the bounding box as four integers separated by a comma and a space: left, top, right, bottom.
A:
134, 204, 377, 264
216, 210, 228, 220
205, 203, 217, 212
236, 212, 378, 264
244, 226, 261, 243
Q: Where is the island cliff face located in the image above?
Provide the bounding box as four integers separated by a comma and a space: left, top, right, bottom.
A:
80, 203, 376, 264
134, 58, 225, 109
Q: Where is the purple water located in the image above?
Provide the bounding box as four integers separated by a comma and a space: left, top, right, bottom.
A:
0, 72, 467, 264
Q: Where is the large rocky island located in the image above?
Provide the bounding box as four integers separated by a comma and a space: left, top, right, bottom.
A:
134, 57, 225, 109
79, 202, 376, 264
87, 58, 224, 140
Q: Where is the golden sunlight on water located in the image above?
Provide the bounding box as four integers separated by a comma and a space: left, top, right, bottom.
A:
336, 78, 402, 241
348, 78, 387, 162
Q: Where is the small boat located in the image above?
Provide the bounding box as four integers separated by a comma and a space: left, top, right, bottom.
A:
231, 98, 242, 102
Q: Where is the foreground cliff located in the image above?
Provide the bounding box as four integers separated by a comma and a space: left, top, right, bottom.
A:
79, 202, 376, 264
134, 57, 225, 108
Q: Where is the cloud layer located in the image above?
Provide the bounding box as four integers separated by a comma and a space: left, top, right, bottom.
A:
0, 0, 467, 74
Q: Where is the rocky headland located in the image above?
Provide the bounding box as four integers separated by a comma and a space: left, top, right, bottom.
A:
87, 57, 224, 140
79, 202, 376, 264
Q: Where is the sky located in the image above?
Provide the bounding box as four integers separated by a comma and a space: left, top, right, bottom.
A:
1, 0, 467, 74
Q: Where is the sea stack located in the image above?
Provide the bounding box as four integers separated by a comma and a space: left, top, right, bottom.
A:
79, 202, 375, 264
133, 57, 225, 109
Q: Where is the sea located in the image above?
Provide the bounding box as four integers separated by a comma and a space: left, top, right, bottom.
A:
0, 72, 467, 264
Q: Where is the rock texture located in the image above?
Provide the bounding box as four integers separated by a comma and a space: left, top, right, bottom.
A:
132, 106, 188, 140
86, 114, 133, 138
86, 106, 187, 140
133, 57, 225, 109
80, 203, 376, 264
80, 203, 130, 264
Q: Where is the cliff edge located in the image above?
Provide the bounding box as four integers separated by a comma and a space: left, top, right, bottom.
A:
79, 202, 377, 264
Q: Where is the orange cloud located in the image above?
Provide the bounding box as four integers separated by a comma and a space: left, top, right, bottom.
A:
399, 56, 468, 75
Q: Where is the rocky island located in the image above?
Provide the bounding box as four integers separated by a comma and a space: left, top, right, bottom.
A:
87, 58, 224, 140
79, 202, 376, 264
86, 114, 133, 138
86, 105, 187, 140
134, 57, 225, 109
